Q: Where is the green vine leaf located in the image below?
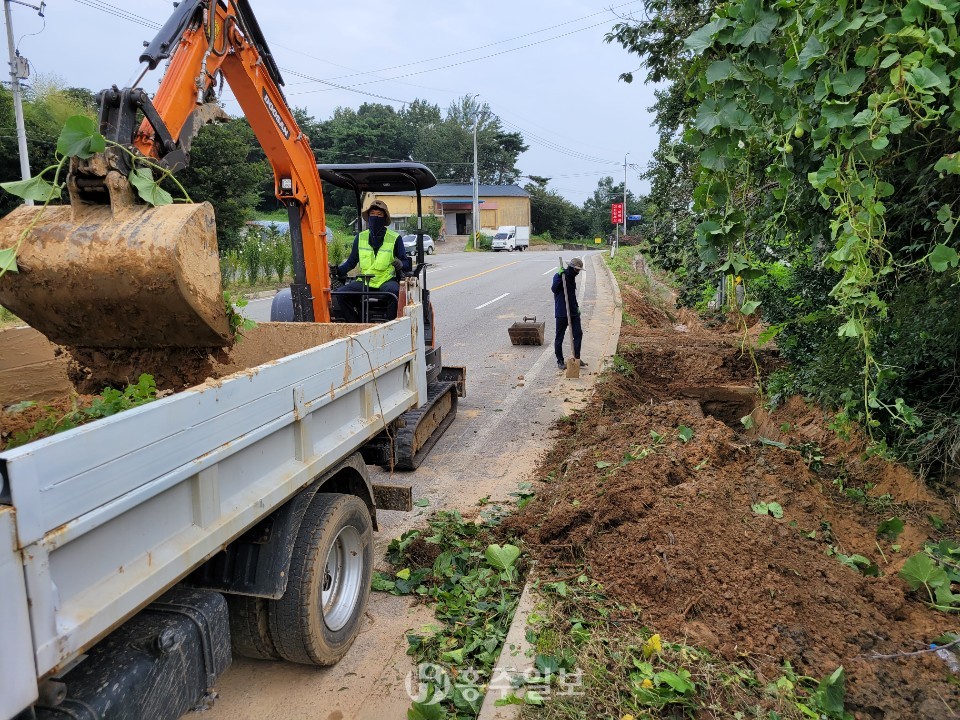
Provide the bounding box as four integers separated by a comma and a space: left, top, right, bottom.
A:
732, 12, 779, 48
905, 66, 949, 93
0, 247, 19, 273
56, 115, 105, 159
832, 68, 866, 96
928, 244, 960, 272
128, 168, 174, 207
934, 153, 960, 174
0, 175, 61, 202
684, 19, 729, 54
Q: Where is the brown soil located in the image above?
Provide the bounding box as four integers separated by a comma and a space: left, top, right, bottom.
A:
1, 322, 373, 446
505, 278, 960, 718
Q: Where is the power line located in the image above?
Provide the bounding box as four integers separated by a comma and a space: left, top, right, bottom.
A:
298, 1, 640, 85
288, 18, 619, 97
70, 0, 161, 30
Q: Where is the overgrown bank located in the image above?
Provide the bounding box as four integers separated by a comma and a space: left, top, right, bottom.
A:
498, 251, 960, 718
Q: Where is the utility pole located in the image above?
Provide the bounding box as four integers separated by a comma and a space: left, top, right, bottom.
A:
623, 152, 630, 241
3, 0, 46, 205
471, 94, 480, 250
3, 0, 44, 206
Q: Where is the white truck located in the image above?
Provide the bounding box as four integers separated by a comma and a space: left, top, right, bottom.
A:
491, 225, 530, 252
0, 288, 464, 720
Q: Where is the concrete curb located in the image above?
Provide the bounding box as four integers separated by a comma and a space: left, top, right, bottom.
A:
476, 256, 624, 720
242, 289, 280, 300
476, 581, 539, 719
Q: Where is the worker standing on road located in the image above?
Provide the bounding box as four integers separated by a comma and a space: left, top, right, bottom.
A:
333, 200, 411, 322
552, 257, 587, 370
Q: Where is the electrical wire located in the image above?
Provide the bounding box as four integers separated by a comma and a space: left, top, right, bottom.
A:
70, 0, 162, 30
287, 19, 617, 97
294, 1, 640, 85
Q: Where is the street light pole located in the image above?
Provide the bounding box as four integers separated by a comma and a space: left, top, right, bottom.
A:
471, 95, 480, 250
3, 0, 42, 205
623, 152, 630, 241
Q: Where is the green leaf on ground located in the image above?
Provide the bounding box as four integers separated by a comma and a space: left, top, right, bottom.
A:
485, 543, 521, 571
677, 426, 694, 443
877, 517, 905, 541
414, 498, 430, 507
899, 552, 949, 590
595, 460, 612, 469
812, 666, 846, 715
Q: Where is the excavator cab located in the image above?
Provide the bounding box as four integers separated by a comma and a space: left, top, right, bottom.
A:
271, 163, 438, 332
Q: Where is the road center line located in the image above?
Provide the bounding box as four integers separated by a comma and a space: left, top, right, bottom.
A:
431, 261, 521, 291
474, 292, 510, 310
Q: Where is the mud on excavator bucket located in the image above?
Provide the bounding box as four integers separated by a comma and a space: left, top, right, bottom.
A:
0, 168, 231, 349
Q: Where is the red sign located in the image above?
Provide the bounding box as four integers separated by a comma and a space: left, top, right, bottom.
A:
611, 203, 624, 225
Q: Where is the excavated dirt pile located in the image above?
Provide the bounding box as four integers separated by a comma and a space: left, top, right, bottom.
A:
506, 276, 960, 718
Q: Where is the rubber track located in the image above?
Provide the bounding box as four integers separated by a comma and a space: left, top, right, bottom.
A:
393, 381, 459, 470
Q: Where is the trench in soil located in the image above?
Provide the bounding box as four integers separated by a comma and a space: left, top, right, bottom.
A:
506, 270, 960, 719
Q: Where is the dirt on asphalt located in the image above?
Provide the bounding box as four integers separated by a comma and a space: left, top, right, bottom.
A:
505, 272, 960, 718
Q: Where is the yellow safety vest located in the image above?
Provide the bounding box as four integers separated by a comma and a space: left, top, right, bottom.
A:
357, 229, 400, 289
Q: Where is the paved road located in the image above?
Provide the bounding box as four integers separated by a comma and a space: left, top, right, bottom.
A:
210, 248, 619, 719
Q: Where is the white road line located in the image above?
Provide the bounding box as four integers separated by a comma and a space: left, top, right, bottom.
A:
475, 292, 510, 310
542, 266, 560, 275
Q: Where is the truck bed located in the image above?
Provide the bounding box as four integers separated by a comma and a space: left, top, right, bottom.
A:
0, 309, 427, 710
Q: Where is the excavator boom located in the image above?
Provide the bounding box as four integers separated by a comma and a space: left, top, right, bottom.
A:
0, 0, 330, 349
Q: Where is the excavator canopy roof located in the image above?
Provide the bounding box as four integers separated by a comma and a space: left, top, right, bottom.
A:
317, 163, 438, 194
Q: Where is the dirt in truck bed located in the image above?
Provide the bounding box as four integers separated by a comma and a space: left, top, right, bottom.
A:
505, 271, 960, 718
0, 322, 373, 449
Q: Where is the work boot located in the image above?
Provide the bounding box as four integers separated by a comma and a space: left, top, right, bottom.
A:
577, 359, 588, 367
557, 359, 565, 370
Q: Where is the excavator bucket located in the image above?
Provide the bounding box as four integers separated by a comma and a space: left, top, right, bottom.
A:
0, 189, 231, 349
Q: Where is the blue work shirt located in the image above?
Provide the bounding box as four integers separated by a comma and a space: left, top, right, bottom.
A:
551, 268, 580, 319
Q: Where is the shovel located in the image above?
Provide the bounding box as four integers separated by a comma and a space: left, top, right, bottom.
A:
558, 255, 580, 379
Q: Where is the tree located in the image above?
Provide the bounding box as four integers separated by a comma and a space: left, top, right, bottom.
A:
177, 118, 270, 253
581, 177, 643, 239
0, 79, 97, 216
525, 178, 586, 239
412, 95, 527, 184
609, 0, 960, 469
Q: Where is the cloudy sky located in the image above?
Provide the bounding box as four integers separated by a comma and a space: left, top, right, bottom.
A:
5, 0, 659, 203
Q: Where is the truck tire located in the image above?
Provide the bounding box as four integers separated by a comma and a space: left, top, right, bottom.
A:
226, 595, 281, 661
268, 493, 372, 665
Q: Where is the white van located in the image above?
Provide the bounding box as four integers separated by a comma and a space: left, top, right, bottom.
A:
491, 225, 530, 252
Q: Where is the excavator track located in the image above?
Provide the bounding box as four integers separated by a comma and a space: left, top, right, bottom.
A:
362, 381, 459, 471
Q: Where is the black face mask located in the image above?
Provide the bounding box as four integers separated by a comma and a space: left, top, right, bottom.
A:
367, 215, 387, 237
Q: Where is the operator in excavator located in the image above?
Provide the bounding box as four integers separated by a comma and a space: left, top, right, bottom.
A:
332, 199, 411, 323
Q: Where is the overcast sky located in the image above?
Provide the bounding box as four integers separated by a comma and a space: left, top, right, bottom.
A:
5, 0, 659, 204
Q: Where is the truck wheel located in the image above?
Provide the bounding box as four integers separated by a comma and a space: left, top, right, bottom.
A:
227, 595, 281, 660
268, 493, 372, 665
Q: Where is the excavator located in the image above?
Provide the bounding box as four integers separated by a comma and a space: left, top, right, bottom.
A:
0, 0, 459, 468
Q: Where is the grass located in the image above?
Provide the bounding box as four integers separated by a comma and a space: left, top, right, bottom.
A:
0, 305, 21, 329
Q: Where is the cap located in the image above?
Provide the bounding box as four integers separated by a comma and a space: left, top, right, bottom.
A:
568, 257, 584, 271
362, 199, 391, 224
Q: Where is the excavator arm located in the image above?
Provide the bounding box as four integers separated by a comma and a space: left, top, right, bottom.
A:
0, 0, 329, 350
131, 0, 330, 322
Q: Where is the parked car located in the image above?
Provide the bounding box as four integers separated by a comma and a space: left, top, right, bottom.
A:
402, 233, 435, 255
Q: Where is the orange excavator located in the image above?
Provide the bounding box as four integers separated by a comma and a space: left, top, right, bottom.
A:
0, 0, 334, 348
